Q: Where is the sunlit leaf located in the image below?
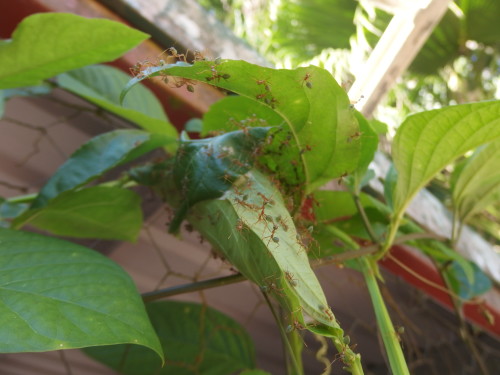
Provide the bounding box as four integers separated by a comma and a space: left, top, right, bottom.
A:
392, 101, 500, 217
451, 139, 500, 223
122, 60, 361, 192
0, 13, 149, 89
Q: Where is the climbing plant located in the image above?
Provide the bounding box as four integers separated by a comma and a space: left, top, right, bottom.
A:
1, 12, 498, 375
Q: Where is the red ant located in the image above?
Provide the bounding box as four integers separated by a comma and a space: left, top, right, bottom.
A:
299, 73, 312, 88
261, 275, 285, 296
130, 59, 153, 78
264, 224, 280, 246
255, 78, 271, 92
284, 271, 298, 287
347, 131, 363, 143
234, 197, 258, 210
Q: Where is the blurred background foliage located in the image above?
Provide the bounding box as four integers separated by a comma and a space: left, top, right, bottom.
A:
197, 0, 500, 247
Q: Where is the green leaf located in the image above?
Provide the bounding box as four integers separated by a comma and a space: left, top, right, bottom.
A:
383, 164, 398, 211
451, 139, 500, 223
201, 96, 284, 136
184, 118, 203, 132
84, 301, 255, 375
57, 65, 177, 145
0, 13, 149, 89
0, 228, 162, 359
168, 128, 269, 233
122, 60, 361, 192
32, 129, 171, 208
188, 170, 342, 334
444, 260, 492, 300
352, 111, 378, 180
392, 101, 500, 217
12, 187, 142, 241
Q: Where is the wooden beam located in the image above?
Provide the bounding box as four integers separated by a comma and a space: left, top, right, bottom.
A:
349, 0, 452, 117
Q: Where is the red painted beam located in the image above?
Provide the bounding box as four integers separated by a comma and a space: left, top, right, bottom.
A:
381, 245, 500, 337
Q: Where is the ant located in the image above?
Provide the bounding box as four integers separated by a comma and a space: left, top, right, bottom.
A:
168, 76, 197, 92
284, 271, 298, 287
264, 224, 279, 246
337, 172, 348, 185
234, 197, 258, 210
255, 78, 271, 92
260, 275, 285, 297
323, 306, 335, 321
299, 144, 313, 154
192, 50, 206, 62
166, 47, 187, 62
347, 131, 363, 143
257, 192, 274, 206
276, 215, 289, 232
299, 73, 312, 88
235, 218, 246, 233
130, 59, 152, 78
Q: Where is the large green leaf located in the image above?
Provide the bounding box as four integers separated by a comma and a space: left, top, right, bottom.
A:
451, 138, 500, 223
122, 60, 361, 192
0, 13, 149, 89
84, 301, 255, 375
12, 187, 142, 241
57, 65, 177, 143
0, 228, 162, 359
32, 129, 172, 208
392, 101, 500, 217
186, 170, 362, 370
189, 170, 339, 330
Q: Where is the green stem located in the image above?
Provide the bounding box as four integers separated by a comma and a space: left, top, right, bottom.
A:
6, 193, 37, 204
352, 193, 379, 244
360, 258, 410, 375
376, 210, 404, 260
262, 292, 303, 375
141, 274, 245, 302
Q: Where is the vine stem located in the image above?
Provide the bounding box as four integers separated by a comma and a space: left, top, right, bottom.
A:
360, 258, 410, 375
262, 292, 303, 375
142, 232, 445, 302
352, 193, 379, 244
376, 210, 404, 260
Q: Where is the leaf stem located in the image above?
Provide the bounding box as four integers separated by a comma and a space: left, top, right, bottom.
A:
141, 231, 444, 302
141, 274, 245, 302
262, 292, 303, 375
375, 210, 404, 260
352, 193, 379, 244
360, 258, 409, 375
